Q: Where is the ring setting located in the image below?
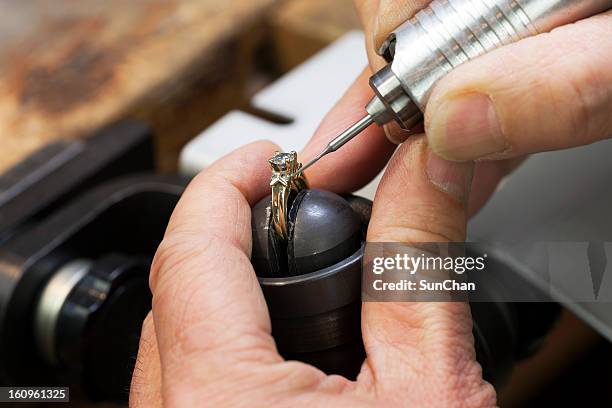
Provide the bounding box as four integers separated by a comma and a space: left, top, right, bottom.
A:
269, 151, 308, 240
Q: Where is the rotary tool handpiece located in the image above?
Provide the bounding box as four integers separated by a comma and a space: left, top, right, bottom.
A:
298, 0, 612, 175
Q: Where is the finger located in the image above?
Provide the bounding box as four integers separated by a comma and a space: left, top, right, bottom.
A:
360, 137, 496, 405
353, 0, 430, 70
468, 157, 525, 217
351, 0, 430, 146
149, 141, 282, 401
383, 121, 424, 145
130, 313, 162, 408
353, 0, 385, 69
301, 68, 396, 193
426, 13, 612, 161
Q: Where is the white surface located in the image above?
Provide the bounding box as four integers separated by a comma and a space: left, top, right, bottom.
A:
179, 31, 382, 199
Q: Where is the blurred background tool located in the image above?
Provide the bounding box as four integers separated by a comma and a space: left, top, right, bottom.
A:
0, 121, 186, 403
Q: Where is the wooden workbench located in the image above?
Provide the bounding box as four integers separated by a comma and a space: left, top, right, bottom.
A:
0, 0, 278, 173
0, 0, 361, 174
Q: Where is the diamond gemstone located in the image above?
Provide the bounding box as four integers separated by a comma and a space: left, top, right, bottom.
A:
270, 152, 293, 170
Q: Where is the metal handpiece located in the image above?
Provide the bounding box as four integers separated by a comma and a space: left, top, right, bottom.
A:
298, 0, 612, 175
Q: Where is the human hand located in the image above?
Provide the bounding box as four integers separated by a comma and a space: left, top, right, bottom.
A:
130, 132, 495, 406
131, 1, 563, 404
354, 0, 612, 161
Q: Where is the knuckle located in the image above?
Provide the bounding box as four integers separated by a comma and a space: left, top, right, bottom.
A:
369, 203, 466, 243
564, 69, 596, 144
369, 220, 464, 244
149, 233, 249, 345
564, 58, 612, 144
149, 232, 203, 292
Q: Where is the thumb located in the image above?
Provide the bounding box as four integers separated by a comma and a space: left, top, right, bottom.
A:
425, 13, 612, 161
360, 138, 495, 406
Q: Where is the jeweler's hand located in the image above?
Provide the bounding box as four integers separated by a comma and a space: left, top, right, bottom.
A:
300, 68, 522, 217
300, 2, 529, 219
130, 141, 496, 407
352, 1, 612, 161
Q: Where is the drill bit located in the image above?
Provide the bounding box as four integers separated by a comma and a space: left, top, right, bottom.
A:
294, 114, 375, 176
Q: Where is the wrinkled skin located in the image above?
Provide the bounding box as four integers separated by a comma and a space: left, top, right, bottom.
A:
131, 1, 612, 406
129, 138, 495, 408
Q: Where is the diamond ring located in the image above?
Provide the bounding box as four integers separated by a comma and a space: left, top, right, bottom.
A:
269, 151, 308, 240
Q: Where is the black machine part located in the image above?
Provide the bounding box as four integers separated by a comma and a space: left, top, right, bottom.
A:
0, 121, 187, 402
34, 254, 151, 400
0, 121, 155, 244
0, 175, 184, 401
251, 189, 560, 384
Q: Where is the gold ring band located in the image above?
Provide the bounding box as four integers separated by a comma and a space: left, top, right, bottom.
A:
269, 151, 308, 240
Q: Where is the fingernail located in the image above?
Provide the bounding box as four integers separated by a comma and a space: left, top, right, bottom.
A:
426, 149, 473, 203
383, 122, 411, 144
372, 0, 386, 49
428, 93, 506, 160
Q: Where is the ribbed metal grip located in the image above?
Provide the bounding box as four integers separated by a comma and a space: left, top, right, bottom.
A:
373, 0, 611, 125
416, 0, 536, 62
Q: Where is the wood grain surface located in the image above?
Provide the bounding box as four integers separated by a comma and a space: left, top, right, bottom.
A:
270, 0, 361, 72
0, 0, 278, 173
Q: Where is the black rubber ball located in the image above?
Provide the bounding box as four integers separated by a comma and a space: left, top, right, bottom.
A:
252, 189, 363, 278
